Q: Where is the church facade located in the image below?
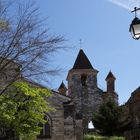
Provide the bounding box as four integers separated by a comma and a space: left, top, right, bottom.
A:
39, 49, 118, 140
0, 49, 119, 140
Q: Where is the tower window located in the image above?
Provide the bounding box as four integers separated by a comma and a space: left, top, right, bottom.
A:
81, 75, 87, 87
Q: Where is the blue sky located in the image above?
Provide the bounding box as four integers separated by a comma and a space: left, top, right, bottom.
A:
36, 0, 140, 104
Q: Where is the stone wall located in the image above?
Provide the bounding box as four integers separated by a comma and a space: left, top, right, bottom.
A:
50, 109, 65, 140
75, 119, 83, 140
67, 69, 103, 133
37, 107, 65, 140
120, 87, 140, 139
0, 59, 21, 91
64, 116, 76, 140
37, 92, 78, 140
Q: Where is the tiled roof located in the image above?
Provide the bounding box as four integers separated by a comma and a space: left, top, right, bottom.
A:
132, 86, 140, 94
72, 49, 93, 69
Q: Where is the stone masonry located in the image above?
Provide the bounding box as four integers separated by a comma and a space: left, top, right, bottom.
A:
0, 49, 118, 140
66, 49, 118, 134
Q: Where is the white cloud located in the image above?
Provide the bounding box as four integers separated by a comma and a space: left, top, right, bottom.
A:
107, 0, 140, 12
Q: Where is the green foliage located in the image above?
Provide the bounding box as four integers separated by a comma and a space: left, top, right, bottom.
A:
84, 134, 124, 140
0, 82, 52, 139
93, 100, 122, 136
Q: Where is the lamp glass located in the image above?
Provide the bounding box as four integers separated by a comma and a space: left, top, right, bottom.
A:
131, 24, 140, 39
133, 24, 140, 34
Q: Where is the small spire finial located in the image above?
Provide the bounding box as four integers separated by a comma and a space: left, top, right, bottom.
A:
79, 39, 82, 49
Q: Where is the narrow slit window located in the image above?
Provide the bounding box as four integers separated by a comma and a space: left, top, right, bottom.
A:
81, 75, 87, 87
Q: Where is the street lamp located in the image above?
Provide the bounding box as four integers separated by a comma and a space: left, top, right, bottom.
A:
129, 7, 140, 40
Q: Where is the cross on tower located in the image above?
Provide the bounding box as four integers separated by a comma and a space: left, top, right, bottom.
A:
79, 39, 82, 49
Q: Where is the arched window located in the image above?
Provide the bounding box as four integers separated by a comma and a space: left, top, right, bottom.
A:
81, 74, 87, 87
38, 114, 52, 138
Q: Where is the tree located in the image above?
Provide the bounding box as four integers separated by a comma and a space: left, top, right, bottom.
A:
0, 81, 52, 139
0, 0, 65, 139
93, 100, 122, 136
0, 0, 65, 94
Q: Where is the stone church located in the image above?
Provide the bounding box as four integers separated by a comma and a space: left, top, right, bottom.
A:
37, 49, 118, 140
0, 49, 119, 140
1, 49, 140, 140
0, 49, 140, 140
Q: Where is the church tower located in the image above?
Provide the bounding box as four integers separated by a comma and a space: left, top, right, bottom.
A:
67, 49, 103, 132
58, 81, 67, 95
104, 71, 118, 104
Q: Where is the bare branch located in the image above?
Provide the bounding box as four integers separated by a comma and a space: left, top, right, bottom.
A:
0, 0, 66, 94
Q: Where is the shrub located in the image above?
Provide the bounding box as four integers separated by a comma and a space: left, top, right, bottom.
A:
93, 100, 122, 136
83, 134, 125, 140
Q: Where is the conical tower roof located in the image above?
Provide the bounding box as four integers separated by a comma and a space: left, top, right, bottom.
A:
58, 81, 67, 91
58, 81, 67, 95
105, 71, 116, 81
72, 49, 94, 69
